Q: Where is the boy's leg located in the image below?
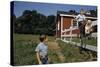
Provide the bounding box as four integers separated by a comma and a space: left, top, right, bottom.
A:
40, 56, 48, 64
78, 22, 85, 53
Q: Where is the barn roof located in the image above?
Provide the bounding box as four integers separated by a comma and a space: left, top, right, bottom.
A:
57, 11, 97, 21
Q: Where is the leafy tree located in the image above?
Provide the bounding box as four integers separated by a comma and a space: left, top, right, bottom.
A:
46, 15, 56, 35
14, 10, 56, 36
89, 9, 97, 17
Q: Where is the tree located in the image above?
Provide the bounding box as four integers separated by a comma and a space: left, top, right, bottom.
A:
68, 10, 77, 15
14, 10, 56, 36
46, 15, 56, 35
89, 9, 97, 17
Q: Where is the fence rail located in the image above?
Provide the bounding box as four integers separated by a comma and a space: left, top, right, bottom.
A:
61, 39, 97, 52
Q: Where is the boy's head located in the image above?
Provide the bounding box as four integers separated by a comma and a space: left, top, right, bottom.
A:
39, 35, 48, 42
80, 9, 85, 15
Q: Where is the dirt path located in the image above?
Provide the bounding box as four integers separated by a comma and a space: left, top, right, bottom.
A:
47, 41, 65, 63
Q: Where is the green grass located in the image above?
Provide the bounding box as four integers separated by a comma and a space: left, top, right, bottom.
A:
58, 40, 97, 63
13, 34, 97, 65
13, 34, 57, 65
13, 34, 40, 65
48, 50, 60, 64
14, 34, 40, 42
14, 34, 55, 43
14, 42, 38, 65
71, 38, 97, 46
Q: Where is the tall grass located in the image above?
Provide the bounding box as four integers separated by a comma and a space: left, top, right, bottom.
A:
71, 37, 97, 46
58, 40, 97, 63
13, 34, 56, 65
13, 34, 97, 65
13, 34, 39, 65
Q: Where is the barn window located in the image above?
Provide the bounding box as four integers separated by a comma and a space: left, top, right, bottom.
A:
71, 19, 78, 28
73, 22, 77, 27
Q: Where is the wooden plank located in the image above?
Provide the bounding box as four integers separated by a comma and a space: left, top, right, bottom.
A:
61, 34, 77, 37
62, 27, 78, 32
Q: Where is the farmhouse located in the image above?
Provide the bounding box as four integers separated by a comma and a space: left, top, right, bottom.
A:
56, 11, 97, 39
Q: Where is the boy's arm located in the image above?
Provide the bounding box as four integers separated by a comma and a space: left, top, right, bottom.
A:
36, 52, 42, 64
75, 14, 80, 21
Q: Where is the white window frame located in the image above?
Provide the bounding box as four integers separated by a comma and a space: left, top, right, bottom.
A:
71, 19, 78, 28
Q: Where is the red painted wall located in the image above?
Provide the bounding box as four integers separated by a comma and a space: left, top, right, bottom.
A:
63, 17, 72, 30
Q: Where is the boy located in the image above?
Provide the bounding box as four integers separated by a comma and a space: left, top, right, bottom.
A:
75, 9, 86, 33
75, 9, 86, 37
35, 35, 48, 64
75, 9, 86, 53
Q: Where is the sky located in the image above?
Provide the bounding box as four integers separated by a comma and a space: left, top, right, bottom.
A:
13, 1, 97, 17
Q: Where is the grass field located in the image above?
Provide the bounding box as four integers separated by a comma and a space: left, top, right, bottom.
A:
64, 37, 97, 46
58, 40, 97, 62
72, 38, 97, 46
13, 34, 39, 65
13, 34, 56, 65
13, 34, 97, 66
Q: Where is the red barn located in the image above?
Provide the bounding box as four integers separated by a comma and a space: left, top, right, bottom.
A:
56, 11, 97, 39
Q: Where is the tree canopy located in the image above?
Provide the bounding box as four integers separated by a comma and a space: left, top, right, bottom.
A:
13, 10, 56, 36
